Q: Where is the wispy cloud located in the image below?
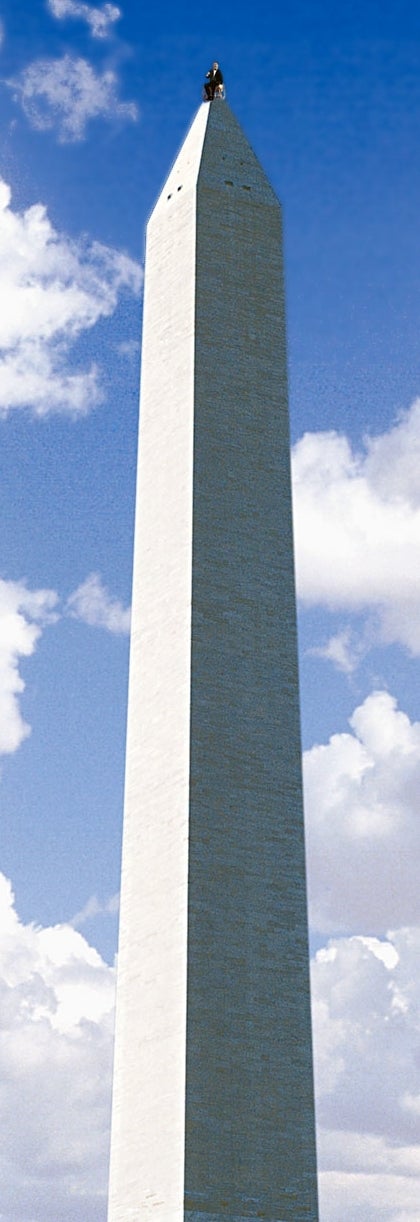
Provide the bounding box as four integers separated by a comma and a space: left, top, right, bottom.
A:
66, 573, 131, 634
116, 338, 140, 359
0, 578, 58, 756
47, 0, 121, 39
71, 892, 119, 927
0, 178, 141, 416
8, 54, 137, 143
309, 626, 366, 675
0, 568, 131, 762
293, 398, 420, 658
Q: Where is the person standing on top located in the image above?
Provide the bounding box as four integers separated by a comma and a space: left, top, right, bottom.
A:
204, 62, 224, 100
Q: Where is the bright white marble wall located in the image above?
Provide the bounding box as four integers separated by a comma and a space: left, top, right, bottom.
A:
108, 105, 210, 1222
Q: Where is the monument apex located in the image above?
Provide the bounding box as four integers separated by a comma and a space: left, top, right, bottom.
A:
108, 100, 319, 1222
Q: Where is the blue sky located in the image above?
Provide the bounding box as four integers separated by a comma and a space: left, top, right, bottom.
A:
1, 1, 420, 1220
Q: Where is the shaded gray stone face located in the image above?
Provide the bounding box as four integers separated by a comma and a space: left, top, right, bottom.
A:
185, 104, 318, 1222
107, 101, 318, 1222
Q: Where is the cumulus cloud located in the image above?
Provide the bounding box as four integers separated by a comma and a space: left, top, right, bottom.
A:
312, 929, 420, 1222
9, 54, 137, 143
304, 689, 420, 934
0, 178, 141, 416
47, 0, 121, 39
292, 399, 420, 657
0, 578, 58, 756
0, 872, 114, 1220
66, 573, 131, 634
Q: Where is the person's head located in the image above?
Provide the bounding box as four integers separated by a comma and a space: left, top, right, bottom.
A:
213, 61, 219, 69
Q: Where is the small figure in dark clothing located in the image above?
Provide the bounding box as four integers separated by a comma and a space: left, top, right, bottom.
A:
204, 62, 224, 101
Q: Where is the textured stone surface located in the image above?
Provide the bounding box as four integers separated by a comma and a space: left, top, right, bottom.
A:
108, 102, 318, 1222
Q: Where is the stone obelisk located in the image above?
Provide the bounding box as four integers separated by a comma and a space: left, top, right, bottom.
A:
108, 101, 319, 1222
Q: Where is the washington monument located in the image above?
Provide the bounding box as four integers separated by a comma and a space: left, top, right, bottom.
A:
108, 95, 319, 1222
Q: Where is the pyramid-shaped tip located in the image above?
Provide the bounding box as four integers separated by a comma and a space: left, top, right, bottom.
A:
149, 104, 210, 219
199, 99, 279, 205
149, 98, 278, 224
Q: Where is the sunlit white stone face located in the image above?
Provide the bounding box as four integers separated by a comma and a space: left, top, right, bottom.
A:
107, 105, 207, 1222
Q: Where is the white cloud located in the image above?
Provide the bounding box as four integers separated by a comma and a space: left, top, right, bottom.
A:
0, 578, 58, 756
71, 892, 119, 928
116, 338, 140, 359
0, 178, 141, 416
312, 929, 420, 1221
0, 872, 114, 1220
48, 0, 121, 39
319, 1170, 420, 1222
67, 573, 131, 634
0, 570, 130, 761
9, 54, 137, 143
292, 399, 420, 657
309, 626, 364, 675
304, 689, 420, 934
